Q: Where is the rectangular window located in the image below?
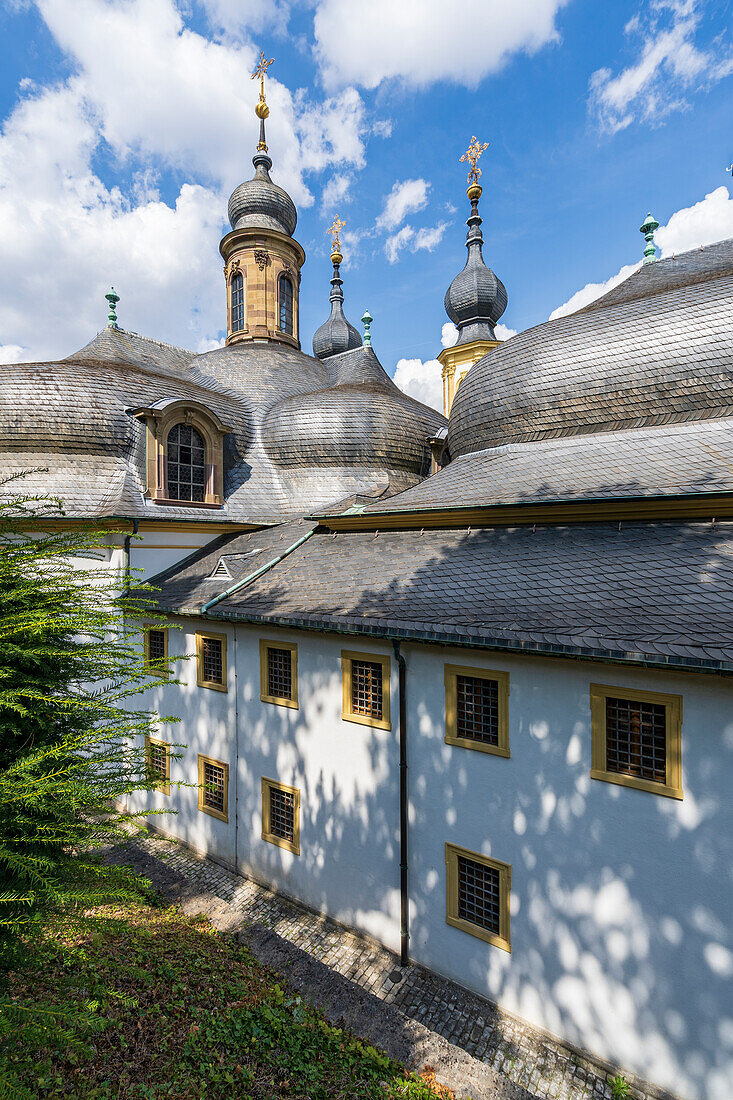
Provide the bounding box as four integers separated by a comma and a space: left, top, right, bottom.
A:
196, 631, 227, 692
590, 683, 683, 799
341, 650, 391, 730
445, 843, 511, 952
145, 735, 170, 796
259, 640, 298, 708
143, 626, 169, 675
445, 665, 510, 757
197, 755, 229, 822
261, 777, 300, 855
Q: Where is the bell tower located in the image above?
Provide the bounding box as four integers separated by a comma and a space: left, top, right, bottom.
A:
220, 53, 305, 348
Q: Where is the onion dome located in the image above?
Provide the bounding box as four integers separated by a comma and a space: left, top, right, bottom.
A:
313, 220, 361, 360
444, 182, 507, 345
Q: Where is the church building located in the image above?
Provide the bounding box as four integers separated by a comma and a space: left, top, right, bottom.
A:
1, 59, 731, 1100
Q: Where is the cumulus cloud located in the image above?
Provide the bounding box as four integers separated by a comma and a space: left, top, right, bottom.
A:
0, 0, 372, 360
0, 345, 25, 364
414, 221, 448, 251
384, 220, 449, 263
376, 178, 430, 231
495, 323, 518, 340
441, 322, 459, 348
393, 356, 443, 412
314, 0, 570, 89
550, 186, 733, 319
384, 225, 415, 264
321, 172, 353, 211
589, 0, 733, 133
199, 0, 291, 37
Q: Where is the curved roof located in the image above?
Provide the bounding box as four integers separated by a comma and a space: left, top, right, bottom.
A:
444, 187, 507, 346
0, 325, 445, 524
227, 152, 297, 237
448, 238, 733, 458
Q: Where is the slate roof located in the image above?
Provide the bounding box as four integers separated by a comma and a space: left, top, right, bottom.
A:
0, 326, 445, 524
448, 238, 733, 457
354, 417, 733, 517
150, 519, 733, 673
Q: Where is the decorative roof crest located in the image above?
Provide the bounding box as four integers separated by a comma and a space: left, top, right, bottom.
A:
640, 212, 659, 265
362, 309, 373, 347
328, 215, 346, 262
460, 136, 490, 189
105, 286, 120, 329
251, 51, 274, 150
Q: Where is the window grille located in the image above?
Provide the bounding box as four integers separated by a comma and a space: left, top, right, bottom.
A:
351, 660, 383, 719
210, 559, 230, 580
269, 785, 295, 842
203, 761, 225, 813
148, 741, 168, 783
147, 629, 166, 664
605, 696, 667, 785
456, 674, 499, 745
458, 854, 501, 936
279, 275, 293, 335
202, 637, 223, 684
267, 647, 292, 701
231, 271, 245, 332
167, 423, 206, 502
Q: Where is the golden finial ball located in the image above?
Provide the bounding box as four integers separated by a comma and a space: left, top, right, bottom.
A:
255, 100, 270, 120
467, 183, 483, 202
330, 249, 343, 265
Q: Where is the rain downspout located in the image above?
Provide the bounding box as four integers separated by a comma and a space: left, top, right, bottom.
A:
202, 527, 316, 614
123, 519, 139, 590
393, 640, 409, 967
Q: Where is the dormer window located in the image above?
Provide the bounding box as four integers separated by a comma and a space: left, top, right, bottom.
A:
279, 274, 293, 335
167, 423, 206, 503
130, 399, 232, 508
231, 271, 245, 333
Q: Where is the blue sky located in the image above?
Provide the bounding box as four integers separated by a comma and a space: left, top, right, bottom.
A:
0, 0, 731, 407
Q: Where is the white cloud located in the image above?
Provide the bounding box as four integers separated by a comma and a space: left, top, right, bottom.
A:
199, 0, 292, 37
314, 0, 570, 89
393, 356, 443, 412
441, 322, 459, 348
376, 178, 430, 231
589, 0, 733, 133
0, 344, 25, 364
414, 221, 448, 251
495, 323, 518, 340
0, 0, 372, 360
549, 186, 733, 319
385, 225, 415, 264
321, 172, 353, 211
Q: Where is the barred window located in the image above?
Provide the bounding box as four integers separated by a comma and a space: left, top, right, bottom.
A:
605, 696, 666, 784
147, 629, 166, 663
456, 674, 499, 745
167, 423, 205, 503
269, 786, 295, 842
269, 648, 292, 699
196, 632, 227, 691
262, 778, 300, 854
231, 271, 245, 333
590, 684, 682, 800
198, 755, 228, 821
279, 275, 293, 335
352, 660, 383, 719
146, 736, 169, 794
446, 844, 511, 951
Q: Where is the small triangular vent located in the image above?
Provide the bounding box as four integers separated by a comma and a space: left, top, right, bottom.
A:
209, 558, 232, 580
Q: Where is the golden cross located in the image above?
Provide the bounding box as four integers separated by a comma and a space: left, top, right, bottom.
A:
328, 215, 346, 252
251, 51, 275, 99
460, 136, 490, 184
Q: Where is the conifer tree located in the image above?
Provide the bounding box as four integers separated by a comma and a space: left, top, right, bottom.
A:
0, 481, 177, 944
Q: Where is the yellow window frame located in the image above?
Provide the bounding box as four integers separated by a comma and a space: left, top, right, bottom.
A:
340, 650, 391, 730
445, 842, 511, 953
259, 640, 298, 709
261, 777, 301, 855
197, 754, 229, 822
195, 630, 228, 692
444, 664, 510, 757
590, 682, 683, 800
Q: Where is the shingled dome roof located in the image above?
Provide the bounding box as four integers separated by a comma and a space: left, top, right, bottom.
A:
227, 151, 297, 236
444, 184, 507, 345
448, 238, 733, 458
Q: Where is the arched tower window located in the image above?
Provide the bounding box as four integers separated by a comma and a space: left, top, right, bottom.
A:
279, 274, 293, 335
230, 271, 244, 333
167, 423, 206, 502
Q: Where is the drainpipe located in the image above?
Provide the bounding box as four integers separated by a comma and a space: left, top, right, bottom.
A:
123, 519, 139, 591
393, 640, 409, 967
202, 527, 316, 614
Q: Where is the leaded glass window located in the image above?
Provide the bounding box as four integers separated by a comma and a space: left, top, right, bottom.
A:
231, 272, 244, 333
279, 275, 293, 335
167, 423, 205, 502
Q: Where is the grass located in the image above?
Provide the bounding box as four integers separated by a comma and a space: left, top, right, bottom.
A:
0, 892, 455, 1099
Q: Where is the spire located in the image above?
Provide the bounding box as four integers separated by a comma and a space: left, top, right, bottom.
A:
251, 50, 274, 155
640, 212, 659, 264
443, 138, 507, 346
105, 286, 120, 329
362, 309, 373, 347
312, 217, 362, 359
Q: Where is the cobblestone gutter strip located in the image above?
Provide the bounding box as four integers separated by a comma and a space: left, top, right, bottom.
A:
102, 830, 679, 1100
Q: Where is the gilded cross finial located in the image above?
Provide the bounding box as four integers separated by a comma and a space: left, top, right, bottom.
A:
251, 52, 274, 147
328, 215, 346, 259
460, 136, 490, 185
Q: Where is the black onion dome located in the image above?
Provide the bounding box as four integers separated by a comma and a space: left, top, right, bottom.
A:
227, 152, 297, 237
313, 255, 362, 360
444, 186, 507, 345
